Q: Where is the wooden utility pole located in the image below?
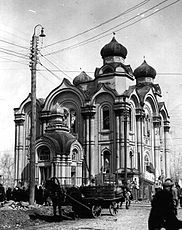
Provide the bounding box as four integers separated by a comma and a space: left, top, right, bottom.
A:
124, 105, 128, 184
29, 25, 45, 205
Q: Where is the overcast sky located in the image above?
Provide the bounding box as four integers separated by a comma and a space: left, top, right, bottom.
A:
0, 0, 182, 157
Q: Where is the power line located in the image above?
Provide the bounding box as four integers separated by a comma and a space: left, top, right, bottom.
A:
38, 62, 64, 82
0, 39, 29, 50
36, 69, 182, 75
72, 0, 181, 52
40, 52, 73, 80
37, 71, 57, 85
0, 56, 28, 66
72, 0, 180, 52
44, 0, 179, 57
0, 47, 29, 58
43, 0, 150, 48
38, 69, 94, 74
0, 50, 29, 60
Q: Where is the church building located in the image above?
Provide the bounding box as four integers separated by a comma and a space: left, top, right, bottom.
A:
14, 36, 170, 199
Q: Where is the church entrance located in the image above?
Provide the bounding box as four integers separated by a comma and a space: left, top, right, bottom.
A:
39, 166, 51, 184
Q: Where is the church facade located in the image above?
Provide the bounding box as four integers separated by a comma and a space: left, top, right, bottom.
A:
14, 37, 170, 199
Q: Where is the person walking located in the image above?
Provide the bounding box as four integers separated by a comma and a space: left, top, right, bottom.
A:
173, 182, 180, 215
0, 184, 5, 204
148, 178, 182, 230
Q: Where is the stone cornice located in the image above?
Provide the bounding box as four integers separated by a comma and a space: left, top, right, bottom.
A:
81, 105, 96, 118
14, 113, 25, 124
135, 108, 145, 120
153, 115, 161, 127
114, 101, 130, 116
164, 120, 170, 132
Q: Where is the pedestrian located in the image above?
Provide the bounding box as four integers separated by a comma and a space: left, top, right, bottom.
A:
173, 182, 180, 215
148, 178, 182, 230
36, 186, 44, 205
6, 187, 12, 201
179, 187, 182, 208
0, 184, 5, 203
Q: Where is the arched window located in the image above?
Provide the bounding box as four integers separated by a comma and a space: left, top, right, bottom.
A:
144, 154, 150, 172
72, 148, 78, 161
129, 109, 132, 131
144, 112, 151, 138
103, 106, 110, 130
38, 146, 50, 161
70, 109, 76, 133
103, 150, 111, 173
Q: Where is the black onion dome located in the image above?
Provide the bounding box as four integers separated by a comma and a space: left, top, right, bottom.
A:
133, 60, 156, 79
100, 37, 128, 59
73, 71, 92, 86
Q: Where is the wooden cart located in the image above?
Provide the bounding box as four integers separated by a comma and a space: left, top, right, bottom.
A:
65, 186, 102, 218
80, 185, 125, 216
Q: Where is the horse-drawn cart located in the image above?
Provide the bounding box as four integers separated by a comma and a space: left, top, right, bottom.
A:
45, 177, 125, 219
65, 184, 125, 217
65, 186, 102, 218
80, 185, 125, 216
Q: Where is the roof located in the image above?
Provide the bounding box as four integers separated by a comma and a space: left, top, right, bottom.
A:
42, 131, 76, 155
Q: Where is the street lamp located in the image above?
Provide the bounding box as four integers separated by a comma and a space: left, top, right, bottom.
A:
29, 24, 45, 205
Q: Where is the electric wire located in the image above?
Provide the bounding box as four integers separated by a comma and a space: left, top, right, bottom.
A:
35, 68, 182, 76
40, 52, 72, 80
44, 0, 179, 56
38, 61, 65, 82
0, 47, 29, 58
43, 0, 150, 48
0, 50, 29, 60
0, 39, 29, 50
0, 56, 28, 66
37, 71, 57, 85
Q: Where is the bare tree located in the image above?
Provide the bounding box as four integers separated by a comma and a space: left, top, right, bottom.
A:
170, 151, 182, 182
0, 153, 14, 189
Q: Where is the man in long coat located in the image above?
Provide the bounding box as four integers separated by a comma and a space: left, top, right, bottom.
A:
0, 184, 5, 202
148, 178, 182, 230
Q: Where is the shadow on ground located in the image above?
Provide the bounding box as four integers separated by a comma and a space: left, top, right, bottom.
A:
29, 212, 74, 223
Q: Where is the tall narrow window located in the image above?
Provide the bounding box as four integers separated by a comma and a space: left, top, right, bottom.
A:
129, 109, 132, 131
103, 150, 111, 173
144, 154, 150, 172
70, 109, 76, 133
72, 148, 78, 161
103, 106, 110, 130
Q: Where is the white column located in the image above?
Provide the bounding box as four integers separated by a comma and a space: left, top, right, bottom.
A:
164, 121, 170, 178
116, 114, 120, 170
153, 116, 161, 180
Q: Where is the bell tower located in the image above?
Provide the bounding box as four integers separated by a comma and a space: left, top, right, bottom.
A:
94, 36, 134, 94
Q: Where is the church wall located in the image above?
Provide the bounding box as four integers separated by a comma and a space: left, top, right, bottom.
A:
14, 37, 171, 201
94, 92, 115, 175
51, 91, 84, 142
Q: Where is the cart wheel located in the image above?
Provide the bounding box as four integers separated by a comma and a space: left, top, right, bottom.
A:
91, 204, 102, 218
109, 202, 118, 216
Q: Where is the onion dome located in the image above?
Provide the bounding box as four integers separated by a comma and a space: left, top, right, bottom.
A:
73, 71, 92, 86
134, 60, 156, 79
48, 103, 69, 132
100, 37, 127, 59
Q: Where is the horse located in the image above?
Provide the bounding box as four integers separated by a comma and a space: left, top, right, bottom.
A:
44, 177, 65, 217
115, 186, 132, 209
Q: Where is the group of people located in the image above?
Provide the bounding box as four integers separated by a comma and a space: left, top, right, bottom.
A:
0, 183, 49, 205
148, 178, 182, 230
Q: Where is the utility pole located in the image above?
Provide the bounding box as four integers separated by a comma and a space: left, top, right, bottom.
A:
123, 98, 128, 184
29, 25, 45, 205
